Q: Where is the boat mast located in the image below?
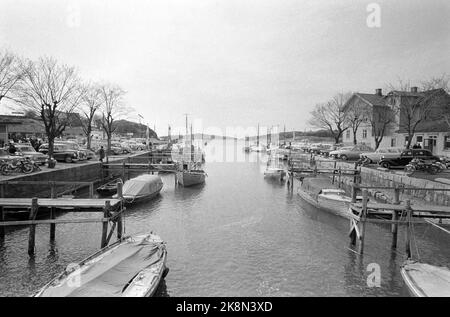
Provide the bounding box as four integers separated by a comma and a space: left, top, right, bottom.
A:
190, 123, 194, 163
257, 123, 260, 147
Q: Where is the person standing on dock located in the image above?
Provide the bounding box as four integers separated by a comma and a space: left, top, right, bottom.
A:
99, 146, 105, 162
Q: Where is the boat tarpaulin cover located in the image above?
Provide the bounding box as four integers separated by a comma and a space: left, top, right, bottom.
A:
122, 174, 163, 197
39, 237, 164, 297
403, 261, 450, 297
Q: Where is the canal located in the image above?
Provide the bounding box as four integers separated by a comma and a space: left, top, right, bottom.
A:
1, 140, 449, 296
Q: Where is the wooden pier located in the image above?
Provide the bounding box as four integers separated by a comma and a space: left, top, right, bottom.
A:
288, 160, 450, 258
0, 182, 126, 256
348, 184, 450, 257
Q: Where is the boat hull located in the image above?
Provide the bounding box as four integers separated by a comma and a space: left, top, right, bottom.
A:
177, 171, 206, 187
297, 188, 353, 219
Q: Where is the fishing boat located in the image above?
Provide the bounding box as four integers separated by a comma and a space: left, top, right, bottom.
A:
176, 119, 207, 187
113, 174, 163, 205
401, 260, 450, 297
34, 233, 168, 297
297, 177, 363, 219
177, 162, 206, 187
96, 178, 121, 196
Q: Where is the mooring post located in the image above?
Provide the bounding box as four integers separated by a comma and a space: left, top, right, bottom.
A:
117, 182, 123, 240
351, 182, 357, 203
101, 201, 110, 248
405, 200, 412, 259
391, 187, 400, 249
122, 161, 126, 181
338, 167, 342, 188
50, 182, 56, 241
358, 190, 368, 254
0, 206, 4, 240
89, 182, 94, 198
332, 161, 337, 184
28, 197, 39, 256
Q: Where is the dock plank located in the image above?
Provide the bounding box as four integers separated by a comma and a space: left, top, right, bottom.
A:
0, 198, 121, 209
351, 202, 450, 214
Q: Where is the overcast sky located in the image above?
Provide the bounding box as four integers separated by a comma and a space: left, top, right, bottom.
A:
0, 0, 449, 136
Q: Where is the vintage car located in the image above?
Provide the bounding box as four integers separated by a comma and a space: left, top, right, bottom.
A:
0, 149, 18, 163
39, 144, 80, 163
329, 144, 374, 160
14, 144, 48, 165
378, 149, 441, 169
359, 147, 404, 164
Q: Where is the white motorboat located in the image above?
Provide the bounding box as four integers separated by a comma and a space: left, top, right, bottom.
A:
35, 233, 168, 297
264, 167, 286, 181
297, 177, 363, 219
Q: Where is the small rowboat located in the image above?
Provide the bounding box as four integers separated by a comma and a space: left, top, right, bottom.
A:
401, 260, 450, 297
34, 233, 168, 297
96, 178, 121, 196
264, 167, 286, 181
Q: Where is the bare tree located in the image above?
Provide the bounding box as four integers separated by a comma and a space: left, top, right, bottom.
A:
344, 99, 368, 145
421, 74, 450, 129
309, 93, 350, 144
387, 80, 434, 149
99, 84, 126, 156
15, 57, 84, 158
365, 105, 397, 150
80, 83, 102, 149
0, 50, 23, 103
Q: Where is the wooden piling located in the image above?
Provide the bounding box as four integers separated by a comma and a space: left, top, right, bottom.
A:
50, 183, 56, 241
0, 206, 4, 240
351, 182, 357, 203
89, 183, 94, 198
405, 200, 412, 259
358, 190, 368, 254
332, 161, 337, 184
28, 198, 39, 256
122, 162, 126, 181
391, 187, 400, 249
117, 182, 123, 240
101, 201, 110, 248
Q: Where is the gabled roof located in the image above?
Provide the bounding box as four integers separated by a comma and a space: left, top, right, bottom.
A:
355, 93, 386, 107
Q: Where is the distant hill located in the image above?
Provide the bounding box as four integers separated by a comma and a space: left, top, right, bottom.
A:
113, 120, 158, 138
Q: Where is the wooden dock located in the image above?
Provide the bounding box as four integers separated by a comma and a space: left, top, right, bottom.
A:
0, 182, 126, 257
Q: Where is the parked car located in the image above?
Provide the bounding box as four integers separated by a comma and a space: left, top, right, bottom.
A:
39, 144, 80, 163
308, 143, 327, 154
57, 141, 87, 160
14, 144, 48, 165
0, 149, 18, 162
319, 144, 342, 157
83, 149, 96, 160
359, 147, 404, 164
378, 149, 441, 169
329, 144, 374, 160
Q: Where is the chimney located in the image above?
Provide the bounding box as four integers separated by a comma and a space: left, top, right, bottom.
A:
411, 86, 418, 93
375, 88, 382, 96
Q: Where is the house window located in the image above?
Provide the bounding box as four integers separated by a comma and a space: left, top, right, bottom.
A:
346, 130, 350, 139
362, 129, 367, 139
391, 138, 396, 147
445, 136, 450, 150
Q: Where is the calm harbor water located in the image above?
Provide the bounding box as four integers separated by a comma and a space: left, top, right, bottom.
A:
1, 140, 449, 297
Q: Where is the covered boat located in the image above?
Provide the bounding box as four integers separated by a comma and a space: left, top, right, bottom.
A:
113, 174, 163, 204
35, 233, 168, 297
401, 260, 450, 297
